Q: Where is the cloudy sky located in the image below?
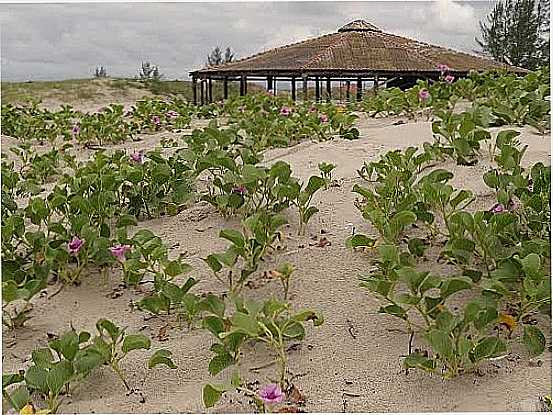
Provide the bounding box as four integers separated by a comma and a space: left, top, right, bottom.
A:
0, 1, 496, 81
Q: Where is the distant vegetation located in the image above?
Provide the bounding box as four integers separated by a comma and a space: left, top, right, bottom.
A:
0, 78, 262, 107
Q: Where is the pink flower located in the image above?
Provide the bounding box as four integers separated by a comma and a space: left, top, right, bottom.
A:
238, 106, 245, 113
280, 106, 291, 116
309, 106, 317, 113
437, 64, 450, 75
490, 203, 505, 213
130, 151, 144, 164
445, 74, 455, 84
165, 110, 179, 118
71, 124, 80, 136
68, 237, 85, 255
418, 89, 431, 101
258, 383, 284, 404
110, 244, 132, 261
319, 114, 329, 123
152, 115, 161, 126
232, 185, 247, 195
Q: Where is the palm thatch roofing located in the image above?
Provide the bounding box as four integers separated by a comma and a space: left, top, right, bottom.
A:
190, 19, 524, 78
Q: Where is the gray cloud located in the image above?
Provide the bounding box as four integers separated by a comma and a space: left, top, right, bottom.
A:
0, 1, 496, 81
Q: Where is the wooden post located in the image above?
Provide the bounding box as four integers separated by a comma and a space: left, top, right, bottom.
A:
200, 79, 205, 105
346, 80, 351, 101
267, 76, 273, 91
223, 77, 228, 100
374, 74, 379, 93
273, 77, 277, 96
326, 77, 331, 102
192, 76, 197, 105
244, 76, 248, 95
315, 77, 320, 102
291, 77, 296, 101
303, 75, 308, 101
356, 77, 363, 101
208, 78, 213, 103
240, 76, 245, 96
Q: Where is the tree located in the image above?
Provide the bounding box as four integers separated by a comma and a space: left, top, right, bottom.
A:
476, 0, 550, 69
139, 61, 163, 81
206, 46, 235, 66
94, 66, 107, 78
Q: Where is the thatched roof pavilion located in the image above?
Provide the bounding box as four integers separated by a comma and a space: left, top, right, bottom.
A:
190, 19, 524, 104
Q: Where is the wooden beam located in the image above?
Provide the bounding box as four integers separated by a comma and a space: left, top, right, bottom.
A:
223, 77, 228, 99
356, 77, 363, 101
326, 77, 331, 102
315, 77, 320, 102
291, 76, 296, 101
346, 80, 350, 101
192, 77, 197, 105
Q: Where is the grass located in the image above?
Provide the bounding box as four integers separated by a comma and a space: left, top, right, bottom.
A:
1, 78, 264, 107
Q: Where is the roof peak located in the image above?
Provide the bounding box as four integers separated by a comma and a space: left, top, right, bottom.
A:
338, 20, 382, 33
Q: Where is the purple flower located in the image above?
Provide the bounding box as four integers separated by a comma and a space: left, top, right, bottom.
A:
130, 151, 145, 164
152, 115, 161, 126
258, 384, 284, 404
418, 89, 431, 101
280, 106, 291, 116
68, 237, 85, 255
165, 110, 179, 119
232, 185, 247, 195
71, 124, 80, 136
309, 106, 317, 113
110, 244, 132, 261
445, 74, 455, 84
319, 114, 329, 123
437, 64, 450, 75
490, 203, 505, 213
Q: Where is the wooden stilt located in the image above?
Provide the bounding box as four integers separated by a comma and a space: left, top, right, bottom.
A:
315, 77, 320, 102
346, 80, 350, 101
356, 77, 363, 101
326, 77, 331, 102
291, 76, 296, 101
208, 78, 213, 103
200, 79, 205, 105
303, 75, 308, 101
192, 77, 197, 105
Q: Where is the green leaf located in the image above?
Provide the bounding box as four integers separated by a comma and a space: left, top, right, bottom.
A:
148, 349, 177, 369
440, 277, 473, 299
523, 325, 546, 357
8, 385, 30, 411
404, 353, 436, 373
2, 372, 24, 389
219, 229, 245, 248
31, 348, 54, 369
203, 383, 226, 408
470, 336, 507, 363
46, 360, 74, 396
208, 351, 235, 375
302, 206, 319, 225
95, 318, 121, 343
345, 234, 376, 249
24, 366, 49, 394
229, 312, 259, 337
427, 329, 454, 360
122, 334, 151, 354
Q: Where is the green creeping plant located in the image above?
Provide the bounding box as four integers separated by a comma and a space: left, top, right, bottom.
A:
431, 104, 493, 165
202, 296, 323, 408
76, 104, 134, 145
122, 228, 193, 287
138, 276, 209, 330
359, 244, 507, 378
293, 174, 327, 235
204, 212, 287, 294
2, 320, 176, 413
318, 161, 336, 189
351, 147, 435, 244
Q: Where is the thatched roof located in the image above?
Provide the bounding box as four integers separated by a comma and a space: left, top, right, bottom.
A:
191, 19, 524, 77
